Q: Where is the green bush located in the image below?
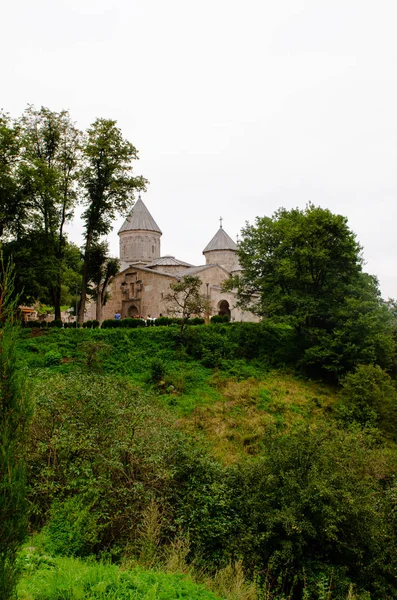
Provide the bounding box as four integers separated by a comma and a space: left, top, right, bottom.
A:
48, 319, 63, 328
120, 318, 146, 328
210, 315, 230, 324
155, 316, 172, 326
27, 320, 41, 328
101, 319, 122, 328
92, 320, 100, 329
187, 317, 206, 325
148, 358, 166, 384
44, 350, 62, 367
40, 321, 48, 328
338, 364, 397, 437
43, 496, 100, 557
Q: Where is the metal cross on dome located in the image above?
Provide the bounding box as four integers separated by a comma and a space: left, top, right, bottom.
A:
219, 216, 223, 228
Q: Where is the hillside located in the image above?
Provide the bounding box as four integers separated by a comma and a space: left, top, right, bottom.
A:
15, 324, 397, 600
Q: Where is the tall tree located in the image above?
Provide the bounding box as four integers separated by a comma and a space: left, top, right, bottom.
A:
230, 204, 394, 376
78, 119, 146, 323
0, 256, 31, 599
86, 241, 120, 323
18, 106, 81, 319
0, 112, 26, 238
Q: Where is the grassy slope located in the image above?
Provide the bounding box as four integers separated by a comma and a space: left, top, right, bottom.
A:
18, 327, 338, 464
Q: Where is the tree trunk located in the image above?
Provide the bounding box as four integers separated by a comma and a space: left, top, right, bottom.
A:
96, 283, 102, 324
78, 231, 93, 324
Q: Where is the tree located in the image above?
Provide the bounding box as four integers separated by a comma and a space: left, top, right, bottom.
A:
0, 256, 31, 598
3, 234, 82, 309
339, 364, 397, 437
86, 241, 120, 323
17, 106, 81, 319
165, 275, 211, 336
78, 119, 147, 323
230, 204, 394, 376
0, 112, 26, 239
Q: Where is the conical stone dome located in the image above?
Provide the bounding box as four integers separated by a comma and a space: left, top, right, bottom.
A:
119, 196, 162, 235
118, 196, 162, 264
203, 225, 238, 272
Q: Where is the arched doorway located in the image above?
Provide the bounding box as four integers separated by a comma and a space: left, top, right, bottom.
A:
218, 300, 231, 318
128, 305, 139, 317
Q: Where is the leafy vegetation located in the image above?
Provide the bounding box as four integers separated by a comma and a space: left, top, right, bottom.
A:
11, 323, 397, 599
229, 204, 395, 378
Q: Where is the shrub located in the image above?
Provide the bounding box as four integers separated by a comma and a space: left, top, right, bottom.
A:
187, 317, 205, 326
101, 319, 122, 328
40, 321, 48, 328
155, 316, 172, 327
44, 350, 62, 367
148, 358, 166, 384
27, 320, 41, 328
48, 320, 63, 328
77, 340, 112, 370
120, 318, 146, 328
92, 320, 100, 329
338, 364, 397, 437
43, 496, 100, 557
210, 315, 230, 324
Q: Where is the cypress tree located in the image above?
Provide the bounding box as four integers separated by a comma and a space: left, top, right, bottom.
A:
0, 257, 31, 598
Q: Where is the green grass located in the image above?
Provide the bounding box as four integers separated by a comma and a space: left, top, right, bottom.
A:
17, 542, 221, 600
18, 327, 339, 463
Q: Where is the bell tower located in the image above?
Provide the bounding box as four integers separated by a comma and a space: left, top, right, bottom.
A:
118, 195, 162, 265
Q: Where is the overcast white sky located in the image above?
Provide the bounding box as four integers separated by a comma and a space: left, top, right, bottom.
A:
2, 0, 397, 297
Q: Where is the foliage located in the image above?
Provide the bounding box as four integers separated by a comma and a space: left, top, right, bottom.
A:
17, 106, 81, 319
338, 364, 397, 437
0, 111, 26, 238
0, 259, 31, 599
86, 240, 120, 323
78, 118, 147, 323
14, 325, 397, 598
210, 314, 230, 323
165, 275, 211, 336
77, 340, 112, 370
17, 542, 221, 600
222, 425, 397, 599
27, 372, 191, 554
231, 204, 395, 377
44, 350, 62, 367
3, 232, 82, 309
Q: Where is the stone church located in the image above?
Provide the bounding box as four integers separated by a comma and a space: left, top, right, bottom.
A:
89, 196, 258, 323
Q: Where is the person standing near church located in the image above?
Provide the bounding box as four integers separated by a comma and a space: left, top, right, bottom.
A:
115, 311, 121, 320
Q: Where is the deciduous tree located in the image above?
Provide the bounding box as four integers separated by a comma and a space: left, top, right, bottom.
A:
86, 241, 120, 324
17, 106, 81, 319
230, 204, 394, 376
165, 275, 211, 336
78, 119, 146, 323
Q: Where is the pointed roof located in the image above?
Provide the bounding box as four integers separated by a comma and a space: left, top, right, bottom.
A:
203, 226, 237, 253
118, 196, 162, 235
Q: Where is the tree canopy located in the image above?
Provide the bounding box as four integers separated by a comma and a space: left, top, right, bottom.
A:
231, 204, 395, 376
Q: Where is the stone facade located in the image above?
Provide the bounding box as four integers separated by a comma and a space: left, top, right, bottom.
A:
85, 197, 259, 323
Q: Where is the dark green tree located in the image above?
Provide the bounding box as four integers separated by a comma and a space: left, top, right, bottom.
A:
17, 106, 81, 319
230, 204, 394, 376
0, 112, 26, 238
78, 118, 146, 323
3, 234, 82, 309
86, 241, 120, 323
0, 257, 31, 599
339, 364, 397, 436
